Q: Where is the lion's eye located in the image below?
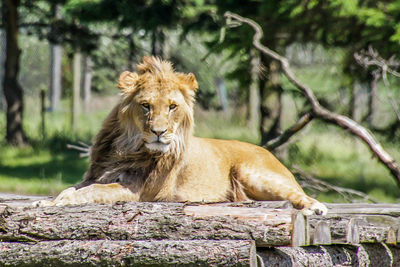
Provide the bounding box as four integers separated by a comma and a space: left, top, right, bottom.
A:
141, 103, 150, 110
169, 104, 177, 111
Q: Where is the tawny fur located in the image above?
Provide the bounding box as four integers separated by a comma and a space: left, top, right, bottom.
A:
39, 56, 327, 215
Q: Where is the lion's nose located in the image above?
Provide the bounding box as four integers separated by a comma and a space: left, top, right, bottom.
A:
151, 129, 167, 137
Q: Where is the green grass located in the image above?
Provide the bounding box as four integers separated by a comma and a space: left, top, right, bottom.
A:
0, 145, 88, 195
0, 97, 112, 196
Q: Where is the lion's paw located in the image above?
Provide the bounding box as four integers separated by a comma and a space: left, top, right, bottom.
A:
301, 201, 328, 216
32, 187, 81, 207
32, 200, 56, 207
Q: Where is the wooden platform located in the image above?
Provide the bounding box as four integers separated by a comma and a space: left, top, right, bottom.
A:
0, 195, 399, 266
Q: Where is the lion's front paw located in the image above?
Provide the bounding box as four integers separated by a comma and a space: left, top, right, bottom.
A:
32, 200, 56, 207
302, 201, 328, 216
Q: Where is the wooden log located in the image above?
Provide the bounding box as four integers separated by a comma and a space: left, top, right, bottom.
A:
307, 213, 399, 244
0, 193, 51, 207
326, 203, 400, 216
257, 243, 400, 266
0, 202, 293, 246
0, 240, 256, 266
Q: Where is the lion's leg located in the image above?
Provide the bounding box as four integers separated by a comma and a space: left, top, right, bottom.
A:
236, 168, 327, 215
33, 183, 139, 207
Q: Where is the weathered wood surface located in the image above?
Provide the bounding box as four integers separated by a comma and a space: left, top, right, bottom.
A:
0, 202, 293, 246
0, 240, 256, 267
258, 243, 400, 267
0, 193, 51, 207
306, 205, 400, 246
0, 198, 400, 266
0, 200, 399, 247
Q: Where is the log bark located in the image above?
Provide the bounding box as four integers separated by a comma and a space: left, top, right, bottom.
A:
307, 203, 400, 245
258, 243, 400, 267
0, 202, 293, 246
0, 198, 400, 265
0, 240, 256, 267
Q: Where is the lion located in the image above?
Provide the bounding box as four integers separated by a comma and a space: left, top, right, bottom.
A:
37, 56, 327, 215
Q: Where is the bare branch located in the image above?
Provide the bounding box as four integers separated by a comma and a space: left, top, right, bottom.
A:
224, 12, 400, 187
355, 47, 400, 123
67, 143, 90, 158
264, 112, 313, 150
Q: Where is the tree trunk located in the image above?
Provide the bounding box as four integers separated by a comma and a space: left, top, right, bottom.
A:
215, 77, 228, 111
258, 243, 400, 266
82, 55, 93, 112
365, 72, 379, 126
248, 49, 261, 128
151, 27, 165, 58
350, 80, 363, 122
49, 4, 62, 112
0, 240, 256, 267
71, 51, 81, 132
127, 33, 136, 69
0, 29, 6, 111
2, 0, 26, 145
260, 59, 282, 145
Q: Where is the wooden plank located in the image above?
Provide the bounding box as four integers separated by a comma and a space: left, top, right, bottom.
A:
291, 212, 309, 247
386, 227, 397, 245
0, 193, 51, 208
183, 205, 292, 223
346, 218, 360, 245
0, 240, 256, 266
327, 203, 400, 216
312, 221, 331, 245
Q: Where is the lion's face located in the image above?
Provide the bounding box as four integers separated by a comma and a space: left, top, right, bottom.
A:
117, 57, 198, 154
133, 81, 192, 153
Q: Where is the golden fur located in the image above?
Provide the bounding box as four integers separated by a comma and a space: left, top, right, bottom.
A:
37, 56, 327, 215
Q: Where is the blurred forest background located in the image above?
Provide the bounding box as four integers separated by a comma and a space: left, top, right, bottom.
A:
0, 0, 400, 203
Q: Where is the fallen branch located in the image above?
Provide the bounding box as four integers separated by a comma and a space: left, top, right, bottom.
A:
67, 141, 90, 157
264, 112, 313, 150
224, 11, 400, 188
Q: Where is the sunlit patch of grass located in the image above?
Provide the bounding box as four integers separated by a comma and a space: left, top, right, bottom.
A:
0, 143, 87, 196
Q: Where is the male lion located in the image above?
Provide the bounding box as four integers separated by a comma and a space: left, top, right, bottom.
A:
38, 56, 327, 215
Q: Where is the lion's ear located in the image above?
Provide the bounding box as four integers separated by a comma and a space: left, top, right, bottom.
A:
187, 73, 198, 92
178, 72, 198, 92
118, 71, 139, 93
